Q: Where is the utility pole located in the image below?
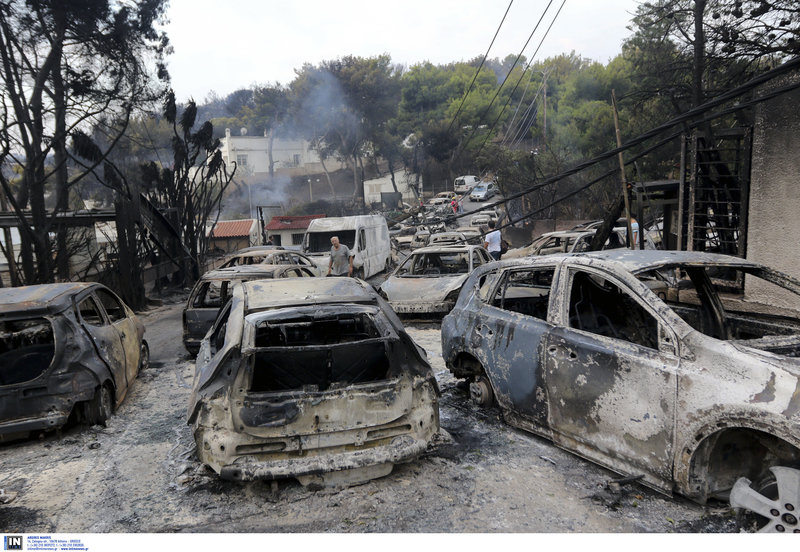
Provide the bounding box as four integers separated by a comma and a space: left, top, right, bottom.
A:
611, 89, 635, 250
543, 74, 547, 146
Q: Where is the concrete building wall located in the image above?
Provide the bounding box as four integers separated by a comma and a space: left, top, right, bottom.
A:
363, 171, 420, 206
220, 129, 345, 176
746, 71, 800, 311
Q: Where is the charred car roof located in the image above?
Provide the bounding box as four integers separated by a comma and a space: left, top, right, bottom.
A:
0, 282, 96, 318
240, 277, 378, 311
200, 265, 296, 281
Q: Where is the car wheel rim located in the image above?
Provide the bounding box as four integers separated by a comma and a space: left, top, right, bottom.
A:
469, 377, 493, 407
730, 466, 800, 533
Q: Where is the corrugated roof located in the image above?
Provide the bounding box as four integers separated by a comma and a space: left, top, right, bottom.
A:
209, 219, 255, 238
265, 214, 325, 231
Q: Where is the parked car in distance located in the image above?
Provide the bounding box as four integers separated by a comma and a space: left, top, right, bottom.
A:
441, 250, 800, 513
219, 247, 323, 276
0, 283, 148, 440
435, 191, 458, 201
428, 232, 468, 246
469, 181, 497, 201
188, 278, 440, 487
379, 244, 493, 315
504, 227, 653, 259
183, 264, 316, 355
410, 229, 431, 250
470, 214, 493, 228
454, 175, 481, 194
455, 226, 484, 245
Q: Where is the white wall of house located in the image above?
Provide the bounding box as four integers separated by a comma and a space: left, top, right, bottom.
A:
268, 229, 305, 249
220, 129, 345, 176
363, 170, 421, 206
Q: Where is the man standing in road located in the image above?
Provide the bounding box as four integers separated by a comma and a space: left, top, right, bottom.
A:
484, 220, 502, 261
327, 236, 354, 277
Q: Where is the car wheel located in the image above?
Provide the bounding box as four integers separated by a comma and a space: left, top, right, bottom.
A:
85, 384, 113, 426
355, 268, 365, 280
139, 341, 150, 372
469, 376, 494, 407
730, 466, 800, 533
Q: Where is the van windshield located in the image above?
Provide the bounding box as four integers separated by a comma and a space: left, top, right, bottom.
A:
305, 230, 356, 253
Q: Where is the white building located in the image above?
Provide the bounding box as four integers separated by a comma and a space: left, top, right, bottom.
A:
219, 128, 345, 178
363, 170, 421, 207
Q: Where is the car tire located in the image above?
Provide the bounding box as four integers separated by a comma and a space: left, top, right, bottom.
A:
469, 376, 494, 407
139, 341, 150, 372
355, 267, 365, 280
85, 384, 113, 426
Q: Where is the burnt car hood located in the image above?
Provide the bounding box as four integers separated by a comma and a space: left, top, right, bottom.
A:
380, 274, 468, 302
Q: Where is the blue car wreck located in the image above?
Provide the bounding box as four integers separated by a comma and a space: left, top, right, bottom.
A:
441, 250, 800, 530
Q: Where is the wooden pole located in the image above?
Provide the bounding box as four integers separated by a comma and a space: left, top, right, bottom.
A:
611, 89, 635, 250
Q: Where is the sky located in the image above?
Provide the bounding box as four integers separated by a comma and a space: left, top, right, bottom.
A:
164, 0, 641, 102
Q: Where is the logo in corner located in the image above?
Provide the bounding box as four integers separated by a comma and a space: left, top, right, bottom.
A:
3, 536, 22, 551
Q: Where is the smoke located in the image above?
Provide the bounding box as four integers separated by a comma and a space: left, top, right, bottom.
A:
218, 173, 293, 219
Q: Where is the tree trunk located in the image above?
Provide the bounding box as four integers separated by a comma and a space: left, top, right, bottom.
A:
318, 156, 336, 198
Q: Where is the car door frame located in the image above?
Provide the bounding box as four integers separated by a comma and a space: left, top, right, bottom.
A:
93, 287, 141, 389
73, 290, 128, 401
471, 263, 561, 430
543, 263, 681, 492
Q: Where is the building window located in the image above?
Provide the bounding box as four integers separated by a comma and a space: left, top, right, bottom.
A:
293, 154, 301, 166
236, 154, 248, 167
292, 233, 304, 245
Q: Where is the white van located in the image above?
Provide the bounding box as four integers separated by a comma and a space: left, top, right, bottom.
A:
302, 215, 391, 279
454, 175, 480, 194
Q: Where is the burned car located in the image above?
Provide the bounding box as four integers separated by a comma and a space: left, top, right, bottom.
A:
188, 278, 440, 487
441, 250, 800, 512
379, 245, 493, 315
183, 264, 317, 355
0, 283, 148, 440
219, 247, 323, 276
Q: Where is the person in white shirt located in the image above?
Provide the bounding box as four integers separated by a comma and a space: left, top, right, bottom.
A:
483, 220, 502, 261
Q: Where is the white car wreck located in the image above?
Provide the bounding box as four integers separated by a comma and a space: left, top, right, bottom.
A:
441, 250, 800, 528
379, 245, 493, 315
188, 278, 440, 487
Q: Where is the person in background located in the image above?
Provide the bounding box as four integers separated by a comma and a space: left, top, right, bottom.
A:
483, 220, 502, 261
630, 216, 640, 249
327, 236, 354, 277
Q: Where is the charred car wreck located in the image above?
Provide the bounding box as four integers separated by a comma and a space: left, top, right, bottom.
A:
0, 283, 148, 441
442, 251, 800, 518
188, 278, 440, 487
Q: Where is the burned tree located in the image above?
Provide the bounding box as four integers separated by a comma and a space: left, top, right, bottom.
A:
139, 92, 235, 287
0, 0, 169, 284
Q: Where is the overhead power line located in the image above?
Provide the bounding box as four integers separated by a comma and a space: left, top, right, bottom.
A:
452, 0, 555, 160
446, 0, 515, 135
472, 0, 566, 160
448, 56, 800, 233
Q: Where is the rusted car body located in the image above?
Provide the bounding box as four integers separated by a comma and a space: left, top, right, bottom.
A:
219, 247, 323, 276
0, 283, 148, 440
441, 251, 800, 505
188, 278, 440, 487
379, 245, 493, 315
183, 264, 317, 354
